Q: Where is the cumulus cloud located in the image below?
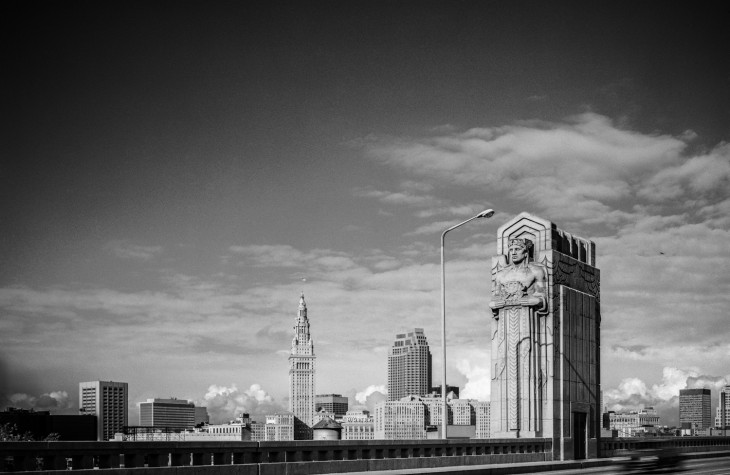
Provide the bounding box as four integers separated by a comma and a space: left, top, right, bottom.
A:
604, 367, 730, 426
361, 112, 729, 228
5, 391, 71, 411
455, 349, 491, 401
355, 384, 386, 405
199, 384, 285, 424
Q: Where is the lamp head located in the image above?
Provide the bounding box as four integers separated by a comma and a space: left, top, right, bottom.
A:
477, 209, 495, 218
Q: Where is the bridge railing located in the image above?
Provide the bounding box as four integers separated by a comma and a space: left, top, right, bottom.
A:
0, 438, 552, 472
600, 436, 730, 457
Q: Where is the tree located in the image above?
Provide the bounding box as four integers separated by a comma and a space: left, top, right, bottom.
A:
0, 423, 60, 441
0, 423, 35, 441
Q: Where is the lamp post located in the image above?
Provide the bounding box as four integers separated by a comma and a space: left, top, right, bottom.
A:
440, 208, 495, 439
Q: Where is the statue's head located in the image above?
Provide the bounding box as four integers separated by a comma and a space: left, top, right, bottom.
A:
508, 238, 533, 265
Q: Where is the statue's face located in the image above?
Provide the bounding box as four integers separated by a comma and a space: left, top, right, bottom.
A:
509, 243, 528, 264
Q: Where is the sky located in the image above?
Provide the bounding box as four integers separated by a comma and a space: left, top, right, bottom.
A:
2, 1, 729, 427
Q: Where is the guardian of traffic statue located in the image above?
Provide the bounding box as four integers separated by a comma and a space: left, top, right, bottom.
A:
487, 213, 600, 461
490, 237, 548, 437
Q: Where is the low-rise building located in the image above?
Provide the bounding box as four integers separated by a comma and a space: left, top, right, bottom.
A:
474, 401, 490, 439
264, 412, 294, 441
341, 410, 374, 440
315, 394, 348, 419
375, 395, 488, 440
374, 397, 426, 439
313, 417, 342, 440
607, 407, 660, 437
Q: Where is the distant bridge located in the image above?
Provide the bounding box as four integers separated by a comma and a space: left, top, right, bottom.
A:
2, 436, 729, 473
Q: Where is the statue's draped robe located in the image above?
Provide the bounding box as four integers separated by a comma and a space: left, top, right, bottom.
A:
491, 268, 546, 436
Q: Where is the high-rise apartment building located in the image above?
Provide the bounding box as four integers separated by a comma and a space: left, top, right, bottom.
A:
679, 388, 712, 430
716, 386, 730, 428
138, 398, 195, 430
79, 381, 128, 441
315, 394, 348, 419
387, 328, 432, 401
289, 293, 316, 440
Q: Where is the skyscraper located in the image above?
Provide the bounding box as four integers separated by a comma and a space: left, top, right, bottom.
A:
79, 381, 128, 441
716, 386, 730, 428
387, 328, 432, 401
288, 293, 316, 439
679, 388, 712, 430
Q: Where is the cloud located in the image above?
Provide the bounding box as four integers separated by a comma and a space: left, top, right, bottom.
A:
4, 391, 71, 411
355, 385, 386, 405
638, 143, 730, 201
353, 187, 442, 207
361, 112, 727, 228
105, 241, 162, 260
454, 349, 491, 400
604, 367, 730, 426
199, 384, 285, 424
227, 245, 358, 273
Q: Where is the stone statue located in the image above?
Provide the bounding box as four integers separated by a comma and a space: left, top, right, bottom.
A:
490, 238, 547, 312
489, 237, 547, 437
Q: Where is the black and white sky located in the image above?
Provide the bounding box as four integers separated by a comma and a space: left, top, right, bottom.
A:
3, 1, 729, 426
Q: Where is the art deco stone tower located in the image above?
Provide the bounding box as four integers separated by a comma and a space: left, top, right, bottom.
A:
387, 328, 433, 401
289, 293, 316, 440
488, 212, 600, 460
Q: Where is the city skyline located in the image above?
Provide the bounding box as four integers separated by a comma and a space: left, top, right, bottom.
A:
3, 2, 729, 428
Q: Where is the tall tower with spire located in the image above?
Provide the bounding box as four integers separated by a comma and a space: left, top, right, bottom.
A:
289, 293, 316, 440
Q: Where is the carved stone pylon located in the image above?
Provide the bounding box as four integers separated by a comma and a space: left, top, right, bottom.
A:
488, 213, 600, 461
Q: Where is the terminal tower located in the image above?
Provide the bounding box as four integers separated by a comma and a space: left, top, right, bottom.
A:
288, 293, 316, 439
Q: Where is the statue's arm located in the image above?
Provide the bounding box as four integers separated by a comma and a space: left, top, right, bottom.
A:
489, 274, 505, 316
519, 266, 547, 312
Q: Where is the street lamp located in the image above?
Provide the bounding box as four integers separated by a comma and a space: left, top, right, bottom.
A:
440, 208, 495, 439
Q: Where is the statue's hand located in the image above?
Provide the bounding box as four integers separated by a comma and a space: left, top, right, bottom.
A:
489, 300, 506, 310
518, 296, 542, 307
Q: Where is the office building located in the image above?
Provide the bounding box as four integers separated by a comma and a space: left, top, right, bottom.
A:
198, 416, 250, 441
374, 395, 486, 440
374, 398, 426, 440
341, 410, 374, 440
265, 412, 295, 441
716, 386, 730, 428
79, 381, 128, 441
180, 412, 292, 441
289, 293, 316, 439
474, 401, 490, 439
679, 388, 712, 430
387, 328, 432, 401
607, 407, 660, 437
315, 394, 348, 419
138, 398, 195, 430
194, 406, 209, 426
